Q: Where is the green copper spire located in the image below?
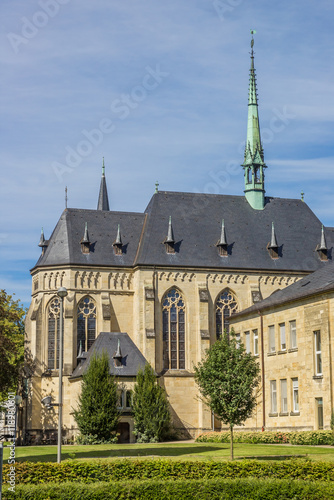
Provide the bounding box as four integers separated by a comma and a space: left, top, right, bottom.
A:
242, 31, 267, 210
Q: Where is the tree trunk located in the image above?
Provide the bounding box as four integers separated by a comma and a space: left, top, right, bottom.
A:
230, 424, 234, 461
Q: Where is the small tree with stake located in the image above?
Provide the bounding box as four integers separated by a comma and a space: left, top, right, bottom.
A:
194, 330, 260, 460
73, 350, 119, 442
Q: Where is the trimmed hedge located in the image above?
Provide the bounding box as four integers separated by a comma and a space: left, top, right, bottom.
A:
2, 459, 334, 485
3, 478, 334, 500
196, 430, 334, 445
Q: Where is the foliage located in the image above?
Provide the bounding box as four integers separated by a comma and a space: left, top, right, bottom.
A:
75, 434, 118, 445
73, 351, 119, 441
196, 430, 334, 446
3, 459, 334, 485
4, 478, 334, 500
132, 363, 171, 442
0, 290, 27, 401
331, 409, 334, 431
194, 330, 260, 458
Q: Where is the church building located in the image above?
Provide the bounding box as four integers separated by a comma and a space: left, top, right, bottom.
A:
25, 37, 332, 442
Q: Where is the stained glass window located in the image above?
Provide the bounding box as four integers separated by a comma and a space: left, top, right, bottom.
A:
48, 298, 61, 369
77, 297, 96, 355
215, 289, 238, 339
162, 289, 185, 370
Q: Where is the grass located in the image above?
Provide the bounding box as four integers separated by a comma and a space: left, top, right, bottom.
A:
2, 441, 334, 463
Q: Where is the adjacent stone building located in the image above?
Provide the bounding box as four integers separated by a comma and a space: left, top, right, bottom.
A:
24, 37, 333, 442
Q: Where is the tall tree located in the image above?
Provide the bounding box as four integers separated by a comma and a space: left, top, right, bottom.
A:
132, 364, 171, 442
73, 351, 119, 440
0, 290, 26, 401
194, 330, 260, 460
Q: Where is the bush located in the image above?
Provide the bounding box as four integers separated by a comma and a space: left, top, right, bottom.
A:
3, 478, 334, 500
75, 434, 118, 445
2, 459, 334, 485
196, 430, 334, 446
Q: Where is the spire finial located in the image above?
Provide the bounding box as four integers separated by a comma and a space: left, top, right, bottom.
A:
218, 219, 227, 246
82, 222, 90, 243
65, 186, 68, 209
155, 181, 159, 194
38, 227, 46, 247
269, 222, 278, 249
301, 190, 304, 202
97, 160, 110, 211
115, 224, 122, 245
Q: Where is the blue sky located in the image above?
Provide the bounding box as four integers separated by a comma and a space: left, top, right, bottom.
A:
1, 0, 334, 307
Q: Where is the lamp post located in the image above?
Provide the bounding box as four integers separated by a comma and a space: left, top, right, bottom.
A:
57, 287, 68, 463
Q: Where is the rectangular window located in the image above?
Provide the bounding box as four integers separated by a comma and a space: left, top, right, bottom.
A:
314, 330, 322, 375
280, 379, 288, 413
268, 325, 275, 352
235, 333, 241, 348
253, 329, 258, 355
316, 398, 324, 430
245, 331, 250, 353
280, 323, 286, 351
292, 378, 299, 412
289, 320, 297, 348
270, 380, 277, 413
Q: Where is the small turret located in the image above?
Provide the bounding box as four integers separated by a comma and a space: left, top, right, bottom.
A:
113, 339, 123, 367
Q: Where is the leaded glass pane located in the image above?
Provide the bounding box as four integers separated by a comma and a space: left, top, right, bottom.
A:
215, 289, 238, 338
77, 297, 96, 358
48, 317, 55, 369
162, 288, 186, 370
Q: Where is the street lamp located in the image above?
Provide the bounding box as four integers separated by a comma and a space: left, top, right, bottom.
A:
57, 287, 67, 463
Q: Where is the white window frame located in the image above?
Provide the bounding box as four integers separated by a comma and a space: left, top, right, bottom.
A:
314, 330, 322, 375
279, 323, 286, 351
292, 378, 299, 413
253, 329, 258, 355
289, 320, 297, 349
280, 379, 288, 413
245, 331, 251, 353
270, 380, 277, 413
268, 325, 275, 352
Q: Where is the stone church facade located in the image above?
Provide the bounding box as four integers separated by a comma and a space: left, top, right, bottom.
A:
24, 38, 332, 442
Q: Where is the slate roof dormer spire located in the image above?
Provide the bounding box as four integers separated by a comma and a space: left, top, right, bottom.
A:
97, 158, 110, 211
216, 219, 228, 257
113, 339, 123, 367
268, 222, 279, 259
113, 224, 123, 255
317, 225, 328, 261
80, 222, 90, 254
38, 227, 48, 255
164, 216, 175, 254
242, 31, 267, 211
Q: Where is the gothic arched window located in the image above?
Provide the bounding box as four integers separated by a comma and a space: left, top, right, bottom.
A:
215, 289, 238, 338
47, 297, 61, 369
162, 288, 185, 370
77, 296, 96, 355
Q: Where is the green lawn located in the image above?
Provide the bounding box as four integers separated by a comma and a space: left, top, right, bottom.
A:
2, 441, 334, 463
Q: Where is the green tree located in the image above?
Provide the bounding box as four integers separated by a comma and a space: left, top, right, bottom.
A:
194, 330, 260, 460
132, 364, 171, 442
73, 351, 119, 441
0, 290, 26, 401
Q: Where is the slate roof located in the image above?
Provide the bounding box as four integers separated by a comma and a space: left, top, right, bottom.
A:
70, 332, 149, 379
33, 209, 146, 269
32, 191, 333, 272
230, 261, 334, 319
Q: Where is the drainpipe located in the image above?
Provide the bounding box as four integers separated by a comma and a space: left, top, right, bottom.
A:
259, 310, 265, 431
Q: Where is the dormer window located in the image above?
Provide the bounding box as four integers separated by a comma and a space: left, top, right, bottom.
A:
113, 224, 123, 256
164, 216, 175, 254
268, 222, 279, 259
316, 226, 328, 261
216, 219, 228, 257
80, 222, 90, 254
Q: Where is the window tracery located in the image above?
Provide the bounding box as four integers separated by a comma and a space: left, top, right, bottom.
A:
215, 289, 238, 338
162, 289, 185, 369
77, 296, 96, 355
